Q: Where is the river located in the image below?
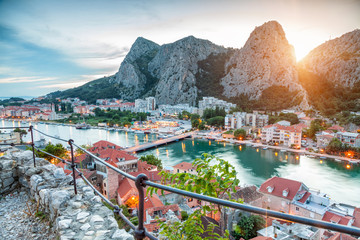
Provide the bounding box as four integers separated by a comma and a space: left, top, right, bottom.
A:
1, 119, 360, 206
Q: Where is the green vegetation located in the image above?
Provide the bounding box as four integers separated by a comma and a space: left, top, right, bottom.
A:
58, 109, 148, 127
133, 48, 160, 96
148, 153, 241, 239
139, 154, 163, 170
234, 129, 246, 140
298, 67, 360, 117
35, 143, 67, 162
269, 112, 299, 125
13, 127, 27, 143
203, 107, 226, 120
103, 199, 136, 231
231, 214, 266, 240
207, 116, 225, 128
0, 97, 25, 106
181, 211, 189, 221
326, 138, 360, 157
304, 119, 330, 140
47, 76, 123, 104
195, 50, 234, 101
54, 102, 73, 113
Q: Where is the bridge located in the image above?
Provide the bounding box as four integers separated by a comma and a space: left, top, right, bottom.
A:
124, 131, 194, 153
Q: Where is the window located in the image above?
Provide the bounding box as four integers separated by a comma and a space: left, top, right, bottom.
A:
177, 169, 179, 173
104, 183, 106, 187
104, 190, 107, 195
296, 207, 299, 211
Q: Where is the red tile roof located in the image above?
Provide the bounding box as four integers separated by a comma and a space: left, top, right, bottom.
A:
117, 178, 137, 198
173, 162, 194, 170
352, 208, 360, 228
74, 154, 87, 163
89, 140, 123, 153
263, 123, 305, 133
298, 192, 311, 203
322, 211, 353, 226
328, 125, 345, 132
259, 176, 303, 200
97, 148, 137, 167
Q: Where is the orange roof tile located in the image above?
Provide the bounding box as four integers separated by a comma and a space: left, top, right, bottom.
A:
259, 176, 302, 201
322, 211, 353, 226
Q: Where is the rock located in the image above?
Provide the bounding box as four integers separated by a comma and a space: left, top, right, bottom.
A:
58, 219, 72, 230
90, 215, 104, 225
53, 168, 65, 179
77, 211, 90, 220
111, 229, 134, 240
2, 177, 15, 188
50, 190, 70, 210
221, 21, 309, 109
0, 160, 15, 170
80, 223, 91, 231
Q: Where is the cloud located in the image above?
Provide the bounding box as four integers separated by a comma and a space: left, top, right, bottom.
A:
0, 76, 58, 84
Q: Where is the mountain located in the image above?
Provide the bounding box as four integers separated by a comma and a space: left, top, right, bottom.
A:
148, 36, 226, 105
298, 29, 360, 115
220, 21, 309, 110
113, 37, 160, 100
48, 22, 359, 113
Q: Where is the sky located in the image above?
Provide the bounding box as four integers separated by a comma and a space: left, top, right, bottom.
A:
0, 0, 359, 98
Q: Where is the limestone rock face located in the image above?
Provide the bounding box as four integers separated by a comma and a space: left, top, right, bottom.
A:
299, 29, 360, 87
148, 36, 226, 105
221, 21, 307, 107
114, 37, 160, 100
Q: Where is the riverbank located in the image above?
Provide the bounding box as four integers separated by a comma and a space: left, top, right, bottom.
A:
192, 133, 360, 165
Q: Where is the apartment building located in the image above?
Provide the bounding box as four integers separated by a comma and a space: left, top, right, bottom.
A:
261, 122, 304, 147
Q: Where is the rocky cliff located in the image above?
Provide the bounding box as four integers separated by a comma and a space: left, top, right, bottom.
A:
114, 37, 160, 100
149, 36, 226, 105
220, 21, 309, 109
299, 29, 360, 87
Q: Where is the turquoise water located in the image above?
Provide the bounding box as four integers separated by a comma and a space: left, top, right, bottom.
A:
1, 120, 359, 206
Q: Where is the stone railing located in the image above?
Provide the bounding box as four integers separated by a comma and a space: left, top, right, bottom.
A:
0, 147, 134, 240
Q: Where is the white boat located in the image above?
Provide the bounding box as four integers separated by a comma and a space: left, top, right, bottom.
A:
334, 158, 342, 162
263, 147, 269, 150
280, 149, 287, 152
135, 130, 144, 134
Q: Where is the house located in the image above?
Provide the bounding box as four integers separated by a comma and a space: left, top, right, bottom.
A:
261, 123, 304, 147
257, 220, 319, 240
259, 177, 308, 213
335, 132, 360, 148
316, 134, 334, 148
327, 125, 345, 132
173, 162, 196, 174
322, 210, 354, 226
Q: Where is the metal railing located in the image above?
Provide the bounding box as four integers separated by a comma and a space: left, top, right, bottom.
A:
1, 125, 360, 239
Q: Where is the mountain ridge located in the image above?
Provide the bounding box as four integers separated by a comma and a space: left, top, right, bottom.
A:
47, 22, 360, 114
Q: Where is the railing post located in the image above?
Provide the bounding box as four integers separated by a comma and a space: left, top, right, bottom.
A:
134, 173, 149, 240
68, 139, 77, 195
29, 126, 36, 167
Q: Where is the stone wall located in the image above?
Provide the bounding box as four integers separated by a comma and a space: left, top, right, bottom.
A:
0, 147, 134, 240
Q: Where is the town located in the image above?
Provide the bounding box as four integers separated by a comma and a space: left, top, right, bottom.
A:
1, 95, 360, 239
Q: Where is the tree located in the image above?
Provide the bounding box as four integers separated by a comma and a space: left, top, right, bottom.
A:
37, 143, 67, 161
234, 129, 246, 140
191, 119, 200, 129
14, 127, 27, 143
231, 214, 265, 240
207, 116, 224, 128
149, 153, 240, 239
326, 138, 344, 153
139, 154, 163, 170
190, 114, 200, 121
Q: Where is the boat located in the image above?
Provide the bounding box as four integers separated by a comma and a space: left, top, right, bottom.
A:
263, 147, 269, 150
334, 158, 342, 162
75, 123, 90, 129
320, 156, 327, 159
144, 130, 151, 134
280, 149, 287, 152
135, 130, 144, 134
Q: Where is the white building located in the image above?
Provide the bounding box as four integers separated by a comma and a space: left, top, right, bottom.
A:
261, 123, 304, 147
335, 132, 360, 148
198, 97, 236, 113
158, 104, 198, 115
135, 97, 157, 112
225, 111, 269, 129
